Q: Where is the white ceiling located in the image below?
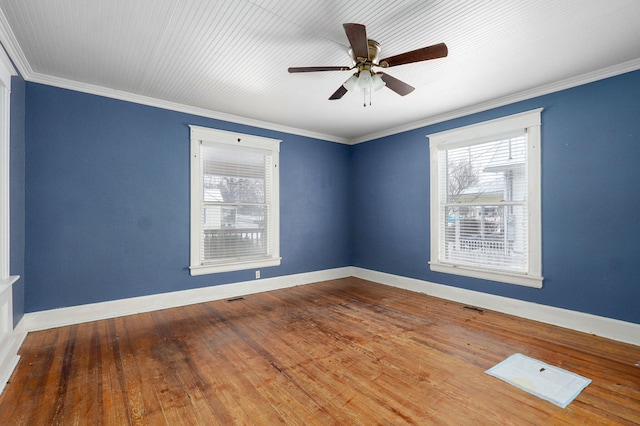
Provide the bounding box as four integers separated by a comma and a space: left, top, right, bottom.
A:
1, 0, 639, 144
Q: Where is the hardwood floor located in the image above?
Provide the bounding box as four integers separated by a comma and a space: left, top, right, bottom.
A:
1, 277, 639, 425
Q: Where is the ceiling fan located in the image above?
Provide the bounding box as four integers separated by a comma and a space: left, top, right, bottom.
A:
288, 23, 448, 103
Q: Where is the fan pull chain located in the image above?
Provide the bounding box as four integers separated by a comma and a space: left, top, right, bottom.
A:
363, 87, 374, 107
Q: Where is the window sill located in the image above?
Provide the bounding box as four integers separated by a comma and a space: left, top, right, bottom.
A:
0, 275, 19, 290
429, 262, 542, 288
190, 258, 281, 276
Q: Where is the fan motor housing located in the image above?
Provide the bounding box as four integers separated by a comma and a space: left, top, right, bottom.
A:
348, 39, 381, 65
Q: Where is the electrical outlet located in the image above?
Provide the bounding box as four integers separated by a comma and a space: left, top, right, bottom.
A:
255, 270, 260, 279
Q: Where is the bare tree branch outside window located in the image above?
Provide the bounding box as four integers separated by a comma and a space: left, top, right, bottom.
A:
447, 159, 479, 200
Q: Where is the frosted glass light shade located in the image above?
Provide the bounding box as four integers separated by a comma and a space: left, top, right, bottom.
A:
357, 70, 372, 89
371, 73, 386, 91
344, 74, 359, 91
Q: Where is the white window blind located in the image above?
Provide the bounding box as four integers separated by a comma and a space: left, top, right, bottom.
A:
439, 133, 528, 273
190, 126, 281, 275
200, 144, 272, 263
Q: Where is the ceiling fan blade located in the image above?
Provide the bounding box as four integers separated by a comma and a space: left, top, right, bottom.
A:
379, 43, 448, 68
288, 66, 351, 73
329, 85, 348, 100
378, 73, 415, 96
343, 23, 369, 61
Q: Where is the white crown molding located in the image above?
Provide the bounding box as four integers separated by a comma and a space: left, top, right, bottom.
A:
351, 268, 640, 346
27, 71, 351, 145
0, 9, 25, 77
351, 58, 640, 144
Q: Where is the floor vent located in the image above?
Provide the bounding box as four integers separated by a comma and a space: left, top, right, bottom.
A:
463, 305, 485, 313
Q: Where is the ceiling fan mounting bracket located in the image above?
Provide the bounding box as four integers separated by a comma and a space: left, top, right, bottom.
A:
357, 63, 372, 75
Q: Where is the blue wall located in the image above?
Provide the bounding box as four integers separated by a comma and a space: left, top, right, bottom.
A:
24, 83, 352, 312
21, 69, 640, 325
10, 74, 25, 326
352, 69, 640, 325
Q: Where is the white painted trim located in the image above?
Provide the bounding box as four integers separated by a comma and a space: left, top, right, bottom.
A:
189, 258, 282, 276
0, 275, 19, 287
0, 85, 10, 282
352, 268, 640, 346
428, 262, 542, 288
189, 126, 282, 275
0, 303, 26, 396
23, 267, 355, 332
427, 108, 543, 147
428, 109, 543, 287
0, 9, 30, 77
13, 264, 639, 374
0, 44, 14, 283
0, 326, 25, 395
0, 46, 19, 398
0, 47, 15, 88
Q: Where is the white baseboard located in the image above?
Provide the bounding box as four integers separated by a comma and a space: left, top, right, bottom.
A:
0, 278, 26, 396
352, 268, 640, 346
20, 266, 640, 347
0, 317, 27, 395
23, 267, 355, 332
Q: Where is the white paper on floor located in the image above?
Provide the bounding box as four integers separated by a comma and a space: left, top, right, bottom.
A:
485, 353, 591, 408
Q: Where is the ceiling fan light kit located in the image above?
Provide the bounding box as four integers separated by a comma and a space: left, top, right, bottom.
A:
288, 23, 448, 106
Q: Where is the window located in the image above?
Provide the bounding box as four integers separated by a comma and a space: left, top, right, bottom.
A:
428, 109, 543, 288
189, 126, 281, 275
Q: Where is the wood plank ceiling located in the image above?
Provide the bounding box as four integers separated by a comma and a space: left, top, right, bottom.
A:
1, 0, 640, 142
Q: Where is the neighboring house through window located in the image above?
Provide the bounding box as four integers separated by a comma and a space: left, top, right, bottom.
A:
189, 126, 281, 275
428, 109, 543, 288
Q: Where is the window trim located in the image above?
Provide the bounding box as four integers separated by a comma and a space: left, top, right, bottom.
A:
189, 125, 281, 276
0, 46, 18, 287
428, 109, 543, 288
